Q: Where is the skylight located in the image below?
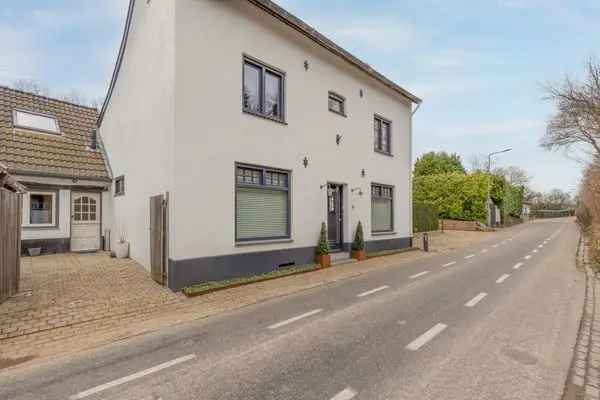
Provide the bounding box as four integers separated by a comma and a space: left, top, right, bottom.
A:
14, 110, 60, 134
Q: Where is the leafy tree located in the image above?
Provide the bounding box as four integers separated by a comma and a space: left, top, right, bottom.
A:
413, 151, 466, 177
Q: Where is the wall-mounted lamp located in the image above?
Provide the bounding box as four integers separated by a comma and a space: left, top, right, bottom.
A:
336, 134, 342, 146
302, 156, 309, 168
304, 60, 309, 71
361, 169, 366, 178
351, 187, 363, 196
359, 89, 364, 98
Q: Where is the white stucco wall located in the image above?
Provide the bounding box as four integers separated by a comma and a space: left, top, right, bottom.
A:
98, 0, 175, 269
172, 1, 414, 261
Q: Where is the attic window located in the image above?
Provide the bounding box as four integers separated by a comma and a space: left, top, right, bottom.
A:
13, 110, 60, 134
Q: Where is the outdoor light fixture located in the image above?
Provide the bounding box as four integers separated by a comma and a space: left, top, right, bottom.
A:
336, 134, 342, 145
361, 169, 366, 177
302, 156, 309, 168
359, 89, 364, 98
487, 148, 512, 172
304, 60, 309, 70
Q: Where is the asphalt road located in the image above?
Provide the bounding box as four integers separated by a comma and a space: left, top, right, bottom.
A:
0, 218, 584, 400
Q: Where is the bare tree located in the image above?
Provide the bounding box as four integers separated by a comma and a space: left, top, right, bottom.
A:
468, 154, 490, 172
492, 165, 530, 186
11, 79, 50, 97
542, 58, 600, 157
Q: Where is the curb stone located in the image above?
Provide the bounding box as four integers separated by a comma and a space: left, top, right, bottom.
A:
563, 235, 598, 400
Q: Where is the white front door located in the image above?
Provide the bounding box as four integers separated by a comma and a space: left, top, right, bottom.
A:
71, 192, 101, 252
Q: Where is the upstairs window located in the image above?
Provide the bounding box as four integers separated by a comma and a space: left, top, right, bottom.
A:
243, 56, 285, 122
14, 110, 60, 134
328, 92, 346, 116
374, 115, 392, 155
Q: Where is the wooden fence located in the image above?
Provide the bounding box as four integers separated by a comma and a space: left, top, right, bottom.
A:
0, 188, 22, 303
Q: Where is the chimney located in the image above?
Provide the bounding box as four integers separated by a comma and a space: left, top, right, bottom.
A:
90, 128, 98, 150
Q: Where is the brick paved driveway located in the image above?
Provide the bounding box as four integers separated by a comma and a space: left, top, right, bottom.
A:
0, 252, 184, 361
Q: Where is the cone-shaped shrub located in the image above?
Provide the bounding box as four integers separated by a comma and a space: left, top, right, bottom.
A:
316, 222, 330, 256
352, 221, 365, 251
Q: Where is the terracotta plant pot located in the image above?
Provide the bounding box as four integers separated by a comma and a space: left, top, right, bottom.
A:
351, 249, 366, 261
315, 254, 331, 268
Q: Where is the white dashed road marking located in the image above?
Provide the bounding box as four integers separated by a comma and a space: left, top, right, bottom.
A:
513, 262, 524, 270
465, 292, 487, 307
406, 323, 448, 351
331, 388, 357, 400
532, 249, 538, 253
410, 271, 430, 279
268, 309, 323, 329
465, 254, 475, 259
69, 354, 197, 400
496, 274, 510, 283
538, 244, 544, 248
357, 285, 389, 298
492, 244, 499, 248
524, 255, 532, 260
480, 249, 488, 254
442, 261, 456, 268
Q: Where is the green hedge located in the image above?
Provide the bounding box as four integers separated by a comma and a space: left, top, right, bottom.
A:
503, 185, 524, 218
413, 172, 489, 223
413, 202, 439, 232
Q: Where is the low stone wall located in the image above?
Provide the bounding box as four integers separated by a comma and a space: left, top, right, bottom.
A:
439, 219, 487, 232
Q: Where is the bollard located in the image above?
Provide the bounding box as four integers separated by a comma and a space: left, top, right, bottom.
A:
423, 232, 429, 252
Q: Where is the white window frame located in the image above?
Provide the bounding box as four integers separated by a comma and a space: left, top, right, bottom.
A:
13, 109, 61, 135
22, 191, 58, 228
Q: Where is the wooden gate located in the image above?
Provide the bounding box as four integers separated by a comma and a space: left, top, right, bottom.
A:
149, 194, 167, 285
0, 188, 22, 303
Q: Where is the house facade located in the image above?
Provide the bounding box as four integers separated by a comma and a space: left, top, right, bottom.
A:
0, 86, 111, 255
99, 0, 421, 290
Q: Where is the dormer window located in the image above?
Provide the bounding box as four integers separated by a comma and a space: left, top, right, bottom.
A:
13, 110, 60, 134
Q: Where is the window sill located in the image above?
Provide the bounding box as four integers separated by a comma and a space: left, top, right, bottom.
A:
243, 109, 287, 125
328, 109, 347, 118
372, 231, 396, 237
374, 149, 394, 157
23, 225, 59, 230
235, 238, 293, 247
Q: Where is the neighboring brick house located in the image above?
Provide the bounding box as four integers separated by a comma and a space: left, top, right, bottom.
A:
99, 0, 421, 290
0, 86, 111, 254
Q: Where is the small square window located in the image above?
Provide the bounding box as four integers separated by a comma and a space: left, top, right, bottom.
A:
328, 92, 346, 116
115, 176, 125, 196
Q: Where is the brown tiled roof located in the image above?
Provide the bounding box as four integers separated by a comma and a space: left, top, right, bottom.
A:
0, 86, 110, 181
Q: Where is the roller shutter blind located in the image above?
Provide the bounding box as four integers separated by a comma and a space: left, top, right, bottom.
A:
372, 198, 392, 232
371, 184, 393, 232
236, 187, 288, 240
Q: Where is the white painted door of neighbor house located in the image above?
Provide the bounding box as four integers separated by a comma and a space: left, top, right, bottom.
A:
71, 192, 101, 252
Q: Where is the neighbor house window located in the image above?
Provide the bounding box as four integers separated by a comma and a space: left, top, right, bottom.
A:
115, 176, 125, 196
24, 191, 57, 227
236, 164, 290, 241
371, 184, 393, 232
13, 110, 60, 134
243, 56, 285, 121
374, 115, 391, 154
328, 92, 346, 116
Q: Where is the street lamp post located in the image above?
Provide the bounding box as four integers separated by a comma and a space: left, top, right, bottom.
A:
486, 148, 512, 227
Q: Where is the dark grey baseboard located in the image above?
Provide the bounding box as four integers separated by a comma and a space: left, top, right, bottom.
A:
21, 238, 70, 255
168, 236, 411, 291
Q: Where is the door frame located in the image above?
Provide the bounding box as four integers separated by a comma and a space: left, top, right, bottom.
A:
326, 182, 344, 251
70, 190, 102, 252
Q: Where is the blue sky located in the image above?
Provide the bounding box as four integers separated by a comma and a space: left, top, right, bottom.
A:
1, 1, 599, 193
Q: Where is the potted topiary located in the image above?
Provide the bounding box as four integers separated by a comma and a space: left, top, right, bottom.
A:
315, 222, 331, 268
351, 221, 366, 261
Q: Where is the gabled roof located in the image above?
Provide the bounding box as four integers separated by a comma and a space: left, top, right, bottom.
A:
0, 86, 110, 181
99, 0, 420, 126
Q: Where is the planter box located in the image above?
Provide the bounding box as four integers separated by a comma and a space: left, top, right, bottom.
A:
27, 247, 42, 257
351, 249, 366, 261
114, 241, 129, 259
315, 254, 331, 268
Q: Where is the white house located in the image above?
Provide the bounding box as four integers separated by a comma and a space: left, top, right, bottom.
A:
99, 0, 421, 290
0, 86, 111, 255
